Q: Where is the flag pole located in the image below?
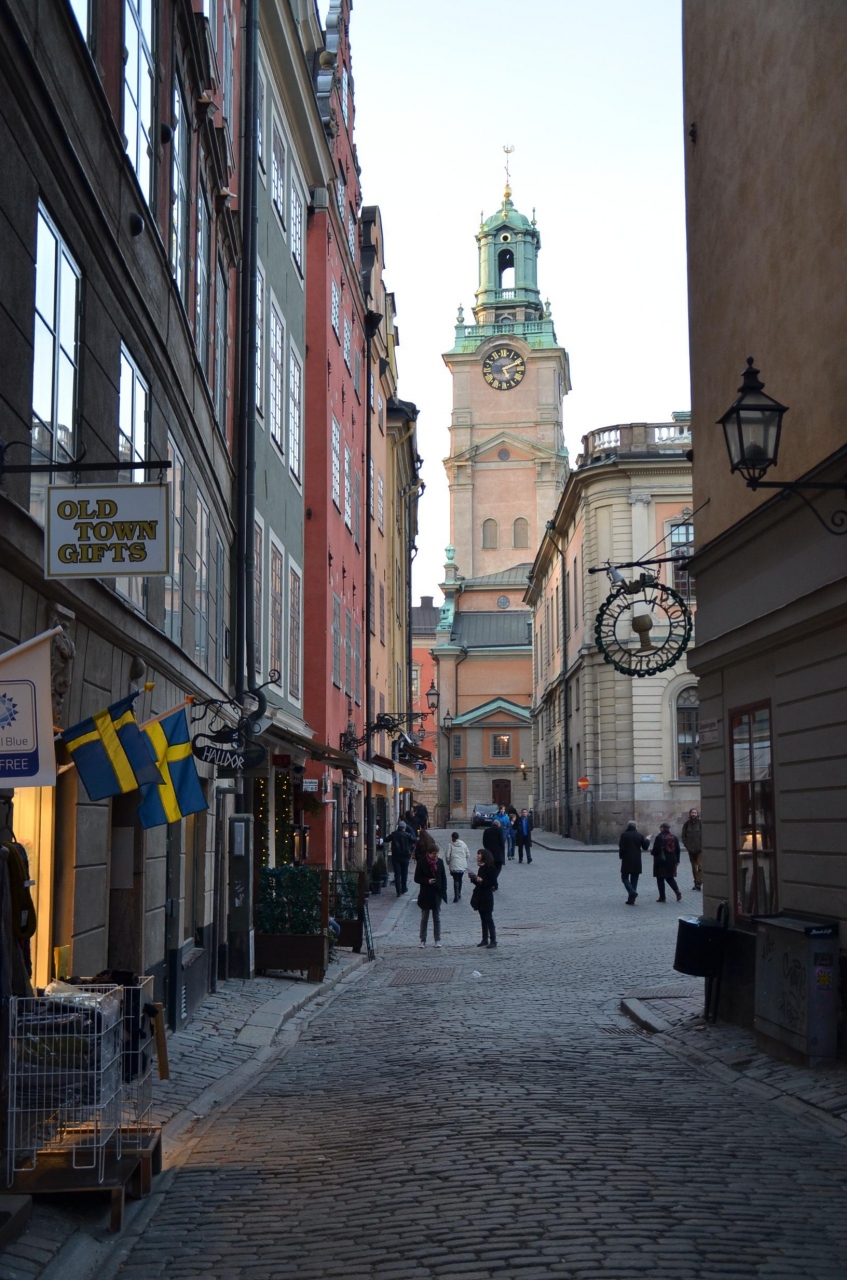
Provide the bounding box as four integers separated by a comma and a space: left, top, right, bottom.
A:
139, 696, 194, 731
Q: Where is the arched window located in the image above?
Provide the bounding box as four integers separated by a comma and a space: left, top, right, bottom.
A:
513, 517, 530, 548
676, 686, 699, 779
482, 518, 498, 549
498, 247, 515, 290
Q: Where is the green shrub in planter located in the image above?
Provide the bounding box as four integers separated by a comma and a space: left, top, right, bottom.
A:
257, 865, 322, 935
334, 871, 361, 921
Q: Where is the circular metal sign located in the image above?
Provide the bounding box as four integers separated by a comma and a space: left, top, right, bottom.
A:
577, 776, 590, 791
594, 578, 693, 677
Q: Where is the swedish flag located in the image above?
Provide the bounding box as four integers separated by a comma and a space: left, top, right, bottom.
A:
137, 707, 208, 829
60, 692, 162, 801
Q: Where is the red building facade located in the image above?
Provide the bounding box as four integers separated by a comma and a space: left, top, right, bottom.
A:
302, 0, 367, 867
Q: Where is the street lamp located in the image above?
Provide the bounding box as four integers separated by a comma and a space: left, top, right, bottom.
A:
426, 679, 440, 713
520, 758, 528, 781
718, 358, 847, 535
441, 709, 453, 824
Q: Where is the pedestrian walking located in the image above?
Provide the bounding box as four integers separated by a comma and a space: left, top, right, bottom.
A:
414, 802, 429, 830
493, 805, 514, 860
482, 819, 505, 875
383, 821, 413, 896
681, 808, 703, 891
415, 843, 448, 947
652, 822, 682, 903
414, 826, 439, 866
515, 808, 533, 863
618, 820, 649, 905
468, 849, 499, 948
444, 831, 470, 901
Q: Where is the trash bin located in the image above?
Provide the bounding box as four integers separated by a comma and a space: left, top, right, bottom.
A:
674, 916, 727, 978
754, 915, 839, 1063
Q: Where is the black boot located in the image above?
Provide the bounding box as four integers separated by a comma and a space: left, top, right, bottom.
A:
477, 938, 489, 947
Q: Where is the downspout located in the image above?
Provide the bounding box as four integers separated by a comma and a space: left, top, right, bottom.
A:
363, 311, 382, 866
546, 523, 570, 836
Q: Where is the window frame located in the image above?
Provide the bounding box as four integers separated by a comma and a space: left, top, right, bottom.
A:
164, 433, 184, 644
331, 418, 341, 508
513, 516, 530, 549
195, 490, 211, 670
452, 733, 463, 760
675, 685, 700, 780
170, 72, 190, 301
255, 261, 265, 419
482, 518, 498, 549
253, 517, 264, 674
288, 557, 303, 705
269, 299, 284, 452
730, 701, 777, 922
290, 181, 304, 273
123, 0, 156, 206
331, 595, 342, 687
115, 344, 149, 611
195, 183, 211, 379
269, 536, 285, 688
343, 445, 352, 529
288, 343, 302, 481
271, 117, 287, 227
214, 259, 228, 432
491, 733, 512, 759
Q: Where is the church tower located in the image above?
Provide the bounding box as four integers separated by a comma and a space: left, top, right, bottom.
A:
443, 180, 571, 579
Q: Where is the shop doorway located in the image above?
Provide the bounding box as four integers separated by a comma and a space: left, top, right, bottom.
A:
12, 787, 54, 988
492, 779, 512, 808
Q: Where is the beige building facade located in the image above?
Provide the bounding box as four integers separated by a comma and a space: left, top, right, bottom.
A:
683, 0, 847, 1038
526, 420, 699, 843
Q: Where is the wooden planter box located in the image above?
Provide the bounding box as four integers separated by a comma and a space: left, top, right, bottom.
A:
336, 918, 364, 953
254, 932, 329, 983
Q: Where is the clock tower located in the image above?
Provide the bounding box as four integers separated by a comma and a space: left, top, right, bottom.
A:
443, 183, 571, 578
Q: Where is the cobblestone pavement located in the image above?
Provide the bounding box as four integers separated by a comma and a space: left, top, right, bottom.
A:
98, 833, 847, 1280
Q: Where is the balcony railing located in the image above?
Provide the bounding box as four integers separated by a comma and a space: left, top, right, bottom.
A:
578, 421, 693, 464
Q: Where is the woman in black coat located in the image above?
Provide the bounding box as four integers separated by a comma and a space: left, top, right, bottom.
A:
618, 821, 649, 905
652, 823, 682, 903
468, 849, 499, 948
414, 846, 448, 947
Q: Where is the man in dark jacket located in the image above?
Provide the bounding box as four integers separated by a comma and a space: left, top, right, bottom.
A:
384, 822, 413, 896
618, 820, 649, 905
652, 823, 682, 903
482, 819, 505, 874
414, 802, 429, 830
516, 808, 533, 864
681, 808, 703, 891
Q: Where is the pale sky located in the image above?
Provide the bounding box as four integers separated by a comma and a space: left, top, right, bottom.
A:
349, 0, 689, 604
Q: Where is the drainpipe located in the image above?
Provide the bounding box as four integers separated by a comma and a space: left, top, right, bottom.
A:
363, 311, 382, 867
545, 523, 570, 836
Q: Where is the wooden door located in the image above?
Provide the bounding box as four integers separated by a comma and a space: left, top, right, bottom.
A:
492, 779, 511, 807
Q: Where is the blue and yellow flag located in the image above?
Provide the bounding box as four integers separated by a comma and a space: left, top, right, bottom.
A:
60, 692, 162, 801
137, 706, 208, 829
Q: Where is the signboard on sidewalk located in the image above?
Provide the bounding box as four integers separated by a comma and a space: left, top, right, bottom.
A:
0, 628, 60, 787
45, 484, 170, 578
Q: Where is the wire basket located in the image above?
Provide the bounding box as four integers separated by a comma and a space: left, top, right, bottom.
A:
7, 986, 123, 1184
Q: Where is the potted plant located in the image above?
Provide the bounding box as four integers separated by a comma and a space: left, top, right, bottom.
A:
333, 870, 366, 952
370, 853, 387, 895
255, 866, 330, 982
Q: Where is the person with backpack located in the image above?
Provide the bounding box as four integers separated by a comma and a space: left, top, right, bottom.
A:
681, 808, 703, 891
652, 822, 682, 903
444, 831, 470, 902
468, 848, 499, 948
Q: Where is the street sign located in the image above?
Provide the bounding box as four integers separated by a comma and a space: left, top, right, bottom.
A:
46, 484, 169, 578
191, 739, 266, 773
301, 778, 319, 792
577, 776, 591, 791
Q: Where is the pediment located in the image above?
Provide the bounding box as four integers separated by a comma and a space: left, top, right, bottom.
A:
447, 430, 560, 467
452, 697, 531, 728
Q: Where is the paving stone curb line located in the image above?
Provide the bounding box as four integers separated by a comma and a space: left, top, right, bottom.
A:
5, 953, 375, 1280
620, 995, 847, 1143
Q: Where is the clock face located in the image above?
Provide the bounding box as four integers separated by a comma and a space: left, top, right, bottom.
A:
482, 346, 526, 391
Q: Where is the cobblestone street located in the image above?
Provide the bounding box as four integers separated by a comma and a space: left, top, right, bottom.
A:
103, 838, 846, 1279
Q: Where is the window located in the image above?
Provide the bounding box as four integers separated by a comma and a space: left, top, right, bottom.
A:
395, 562, 401, 620
115, 347, 149, 609
513, 517, 530, 549
69, 0, 92, 41
331, 280, 340, 335
411, 666, 420, 701
555, 584, 560, 649
347, 210, 356, 260
215, 261, 228, 429
344, 609, 352, 696
354, 349, 361, 398
336, 167, 346, 218
164, 435, 184, 643
195, 186, 211, 378
731, 704, 776, 917
215, 534, 226, 685
492, 734, 511, 758
222, 5, 233, 125
331, 596, 341, 686
671, 522, 695, 600
290, 184, 303, 270
343, 317, 351, 368
354, 624, 361, 706
253, 521, 263, 672
269, 303, 284, 449
123, 0, 155, 204
255, 265, 264, 416
30, 205, 80, 523
271, 123, 286, 221
341, 64, 349, 126
344, 446, 352, 528
377, 472, 385, 532
396, 663, 403, 710
269, 542, 284, 684
288, 350, 302, 479
256, 71, 265, 172
572, 556, 579, 629
289, 563, 302, 701
331, 419, 341, 507
369, 457, 374, 516
368, 569, 375, 634
353, 472, 361, 546
170, 77, 190, 300
676, 686, 699, 779
482, 518, 498, 549
452, 733, 462, 759
452, 777, 463, 804
379, 582, 385, 644
195, 493, 210, 669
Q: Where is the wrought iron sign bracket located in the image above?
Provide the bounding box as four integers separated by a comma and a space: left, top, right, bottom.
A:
0, 437, 171, 483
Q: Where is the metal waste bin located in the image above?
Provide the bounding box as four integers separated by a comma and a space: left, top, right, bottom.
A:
674, 916, 726, 978
754, 915, 839, 1063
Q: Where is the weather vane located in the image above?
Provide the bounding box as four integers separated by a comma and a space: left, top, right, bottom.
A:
503, 144, 514, 188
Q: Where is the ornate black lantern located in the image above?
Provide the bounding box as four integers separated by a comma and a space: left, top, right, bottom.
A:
718, 357, 788, 487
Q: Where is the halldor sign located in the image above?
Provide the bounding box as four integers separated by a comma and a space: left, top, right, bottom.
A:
46, 484, 170, 578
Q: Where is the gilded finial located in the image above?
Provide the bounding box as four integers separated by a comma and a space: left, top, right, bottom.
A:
531, 207, 537, 226
456, 304, 464, 324
503, 144, 514, 202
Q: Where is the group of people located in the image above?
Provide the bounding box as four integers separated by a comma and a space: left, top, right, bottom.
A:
484, 805, 534, 864
618, 808, 702, 906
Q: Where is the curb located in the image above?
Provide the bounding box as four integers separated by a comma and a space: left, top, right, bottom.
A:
620, 996, 672, 1035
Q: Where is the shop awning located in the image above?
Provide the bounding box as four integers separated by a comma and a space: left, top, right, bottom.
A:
267, 723, 356, 771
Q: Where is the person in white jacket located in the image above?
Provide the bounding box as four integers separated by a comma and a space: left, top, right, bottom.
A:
444, 831, 470, 902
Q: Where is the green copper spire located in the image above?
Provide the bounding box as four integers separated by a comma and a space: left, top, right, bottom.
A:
474, 181, 543, 323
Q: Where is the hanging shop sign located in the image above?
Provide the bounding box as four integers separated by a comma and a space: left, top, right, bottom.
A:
594, 576, 693, 677
191, 737, 267, 774
0, 627, 61, 787
45, 484, 170, 579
